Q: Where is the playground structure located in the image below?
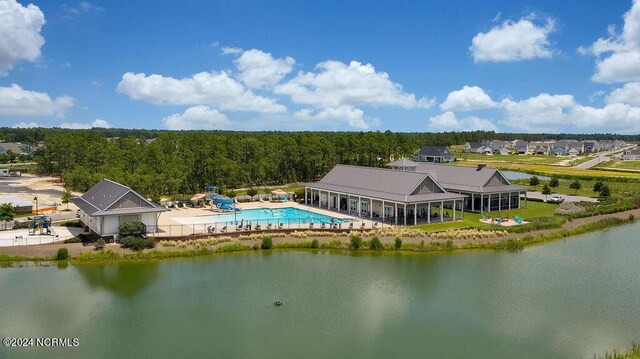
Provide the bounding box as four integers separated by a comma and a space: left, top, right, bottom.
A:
207, 185, 240, 212
29, 215, 52, 235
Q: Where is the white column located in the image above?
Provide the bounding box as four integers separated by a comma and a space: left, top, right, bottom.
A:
358, 196, 361, 215
461, 201, 464, 219
414, 203, 417, 225
508, 192, 512, 210
305, 188, 308, 204
453, 200, 456, 220
370, 198, 373, 219
440, 201, 444, 222
498, 193, 501, 211
488, 193, 491, 212
395, 203, 398, 225
480, 194, 483, 213
428, 202, 431, 224
382, 200, 385, 221
328, 191, 331, 209
347, 194, 351, 213
337, 193, 340, 212
403, 204, 407, 225
471, 193, 475, 212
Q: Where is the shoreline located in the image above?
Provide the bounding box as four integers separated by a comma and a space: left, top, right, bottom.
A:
1, 208, 638, 264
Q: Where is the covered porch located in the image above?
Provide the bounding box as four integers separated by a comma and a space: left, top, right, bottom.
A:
305, 187, 466, 226
455, 190, 527, 213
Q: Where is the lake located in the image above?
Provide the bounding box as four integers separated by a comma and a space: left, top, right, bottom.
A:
1, 223, 639, 358
501, 170, 551, 181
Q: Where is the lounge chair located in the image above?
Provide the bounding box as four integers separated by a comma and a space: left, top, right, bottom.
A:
321, 223, 326, 229
360, 222, 366, 229
309, 223, 314, 229
255, 224, 261, 230
279, 223, 284, 229
481, 214, 488, 220
373, 222, 379, 228
349, 222, 354, 229
221, 226, 227, 233
267, 223, 273, 230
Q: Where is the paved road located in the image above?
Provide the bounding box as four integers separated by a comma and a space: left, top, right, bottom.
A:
525, 191, 598, 203
572, 145, 636, 169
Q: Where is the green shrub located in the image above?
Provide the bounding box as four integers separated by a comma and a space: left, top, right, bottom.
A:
394, 237, 402, 249
63, 237, 81, 244
120, 236, 155, 251
12, 221, 30, 229
311, 239, 319, 248
529, 176, 540, 186
549, 177, 559, 188
593, 181, 604, 192
369, 236, 383, 250
94, 238, 105, 250
599, 184, 611, 198
55, 247, 69, 260
629, 214, 635, 221
349, 235, 362, 250
78, 233, 91, 242
118, 221, 145, 238
261, 236, 273, 249
61, 220, 82, 227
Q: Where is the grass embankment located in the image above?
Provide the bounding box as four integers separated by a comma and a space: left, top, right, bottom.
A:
233, 184, 304, 196
452, 161, 640, 179
596, 160, 640, 171
453, 152, 571, 165
596, 343, 640, 359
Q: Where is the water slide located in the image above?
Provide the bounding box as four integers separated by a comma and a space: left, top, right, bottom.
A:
211, 195, 240, 211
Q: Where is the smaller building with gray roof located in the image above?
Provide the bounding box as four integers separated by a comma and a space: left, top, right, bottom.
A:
71, 179, 168, 238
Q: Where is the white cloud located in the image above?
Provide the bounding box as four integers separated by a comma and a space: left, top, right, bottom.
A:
606, 82, 640, 105
91, 119, 111, 128
314, 106, 370, 129
569, 103, 640, 133
582, 0, 640, 83
440, 85, 496, 111
275, 60, 433, 109
0, 0, 46, 76
221, 47, 243, 55
470, 16, 556, 62
428, 111, 497, 132
12, 121, 41, 128
163, 105, 231, 130
233, 49, 295, 88
116, 71, 286, 113
60, 1, 103, 17
500, 93, 575, 132
0, 84, 74, 118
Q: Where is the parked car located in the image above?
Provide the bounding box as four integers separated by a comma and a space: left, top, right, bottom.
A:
75, 209, 80, 218
548, 195, 565, 203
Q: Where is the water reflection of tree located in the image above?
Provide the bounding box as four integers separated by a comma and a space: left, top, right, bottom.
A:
74, 262, 159, 298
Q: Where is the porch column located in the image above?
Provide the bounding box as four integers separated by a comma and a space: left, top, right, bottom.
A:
370, 198, 373, 219
498, 193, 501, 211
328, 191, 331, 210
428, 202, 431, 224
318, 190, 321, 208
480, 194, 484, 213
414, 203, 417, 225
395, 203, 398, 225
453, 200, 456, 220
471, 193, 475, 212
382, 200, 385, 222
461, 201, 464, 219
348, 194, 351, 213
440, 201, 444, 222
403, 204, 407, 226
524, 191, 527, 208
305, 188, 308, 205
358, 196, 361, 215
337, 193, 340, 212
508, 192, 512, 210
488, 193, 491, 212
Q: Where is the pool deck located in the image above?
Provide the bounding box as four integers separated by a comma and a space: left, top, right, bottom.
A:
154, 201, 385, 237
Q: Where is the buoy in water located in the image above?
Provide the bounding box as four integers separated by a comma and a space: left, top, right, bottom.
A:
274, 300, 282, 306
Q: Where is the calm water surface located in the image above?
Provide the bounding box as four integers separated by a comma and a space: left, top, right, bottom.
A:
1, 223, 639, 358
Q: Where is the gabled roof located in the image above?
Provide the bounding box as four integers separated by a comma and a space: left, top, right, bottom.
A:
71, 179, 168, 216
414, 146, 453, 157
0, 142, 24, 155
411, 163, 526, 193
386, 158, 418, 167
307, 165, 464, 203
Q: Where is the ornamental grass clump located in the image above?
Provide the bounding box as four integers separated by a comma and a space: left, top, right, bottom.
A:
430, 229, 508, 241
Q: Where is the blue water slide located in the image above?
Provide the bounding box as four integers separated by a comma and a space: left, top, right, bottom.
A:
219, 204, 240, 211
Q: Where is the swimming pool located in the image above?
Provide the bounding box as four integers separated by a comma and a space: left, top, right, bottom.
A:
174, 207, 347, 226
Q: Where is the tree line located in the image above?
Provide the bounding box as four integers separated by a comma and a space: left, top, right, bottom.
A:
0, 127, 634, 199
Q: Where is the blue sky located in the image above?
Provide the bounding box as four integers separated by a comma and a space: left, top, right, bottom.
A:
1, 0, 640, 133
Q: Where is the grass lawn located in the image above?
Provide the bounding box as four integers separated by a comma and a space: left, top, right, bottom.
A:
453, 152, 571, 165
450, 161, 640, 179
416, 201, 559, 232
595, 160, 640, 171
511, 177, 640, 199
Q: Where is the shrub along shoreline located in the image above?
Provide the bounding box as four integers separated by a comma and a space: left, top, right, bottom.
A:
0, 212, 635, 264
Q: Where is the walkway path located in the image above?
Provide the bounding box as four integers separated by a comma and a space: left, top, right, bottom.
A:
525, 191, 598, 203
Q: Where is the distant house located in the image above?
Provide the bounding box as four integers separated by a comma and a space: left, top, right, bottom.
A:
514, 141, 529, 154
72, 179, 169, 239
490, 140, 511, 154
622, 148, 640, 161
465, 140, 491, 153
582, 140, 601, 153
0, 195, 33, 214
534, 145, 550, 155
476, 146, 493, 154
498, 147, 509, 156
553, 147, 567, 156
568, 147, 581, 156
413, 146, 455, 163
0, 142, 25, 156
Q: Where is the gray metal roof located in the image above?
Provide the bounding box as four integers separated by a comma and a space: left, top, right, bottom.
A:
72, 179, 168, 216
412, 163, 527, 193
0, 195, 33, 207
386, 158, 419, 167
306, 165, 465, 203
414, 146, 453, 157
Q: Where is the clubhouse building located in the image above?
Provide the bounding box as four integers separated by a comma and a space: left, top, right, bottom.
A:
304, 160, 527, 225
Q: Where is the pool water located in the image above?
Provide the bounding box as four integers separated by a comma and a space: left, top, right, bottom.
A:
178, 207, 346, 226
